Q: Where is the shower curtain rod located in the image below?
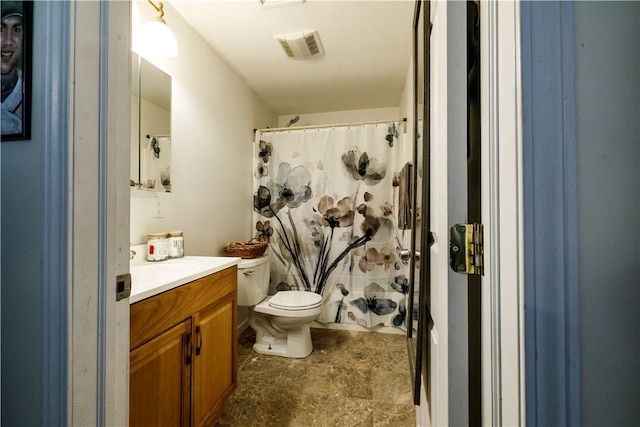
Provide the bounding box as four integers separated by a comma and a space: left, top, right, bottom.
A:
254, 117, 406, 134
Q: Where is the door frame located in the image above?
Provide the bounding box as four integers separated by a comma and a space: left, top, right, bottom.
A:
416, 1, 525, 425
46, 1, 131, 425
480, 1, 525, 425
46, 1, 526, 425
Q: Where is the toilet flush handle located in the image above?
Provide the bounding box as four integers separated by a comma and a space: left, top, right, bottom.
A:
243, 270, 256, 276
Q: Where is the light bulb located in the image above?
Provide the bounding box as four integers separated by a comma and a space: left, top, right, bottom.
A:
140, 17, 178, 58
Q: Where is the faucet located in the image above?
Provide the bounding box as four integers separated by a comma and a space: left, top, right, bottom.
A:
129, 249, 137, 260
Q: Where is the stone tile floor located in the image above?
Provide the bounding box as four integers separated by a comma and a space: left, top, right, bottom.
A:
219, 327, 416, 427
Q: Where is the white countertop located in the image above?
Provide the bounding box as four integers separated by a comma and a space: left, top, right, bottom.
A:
129, 256, 241, 304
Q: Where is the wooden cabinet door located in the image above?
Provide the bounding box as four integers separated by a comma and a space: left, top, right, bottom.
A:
130, 319, 192, 427
192, 294, 237, 427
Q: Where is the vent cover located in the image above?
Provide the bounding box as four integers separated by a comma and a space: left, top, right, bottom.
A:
275, 30, 324, 59
258, 0, 304, 8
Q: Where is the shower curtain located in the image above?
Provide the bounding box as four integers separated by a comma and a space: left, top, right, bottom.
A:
140, 135, 171, 191
252, 122, 412, 329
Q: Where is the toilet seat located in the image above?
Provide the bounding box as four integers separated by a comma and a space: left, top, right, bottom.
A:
268, 291, 323, 310
254, 292, 323, 318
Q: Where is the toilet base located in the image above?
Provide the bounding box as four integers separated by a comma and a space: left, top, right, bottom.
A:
249, 315, 314, 358
253, 340, 312, 359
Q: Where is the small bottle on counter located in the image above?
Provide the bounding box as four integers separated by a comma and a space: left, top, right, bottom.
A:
147, 232, 170, 261
168, 231, 184, 258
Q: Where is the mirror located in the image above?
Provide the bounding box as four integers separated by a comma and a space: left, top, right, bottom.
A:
408, 0, 430, 406
131, 52, 172, 192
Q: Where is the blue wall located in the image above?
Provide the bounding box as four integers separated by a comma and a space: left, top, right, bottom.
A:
1, 2, 69, 425
523, 1, 640, 425
574, 2, 640, 425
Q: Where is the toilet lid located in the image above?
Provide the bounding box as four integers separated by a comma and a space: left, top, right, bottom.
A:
269, 291, 323, 310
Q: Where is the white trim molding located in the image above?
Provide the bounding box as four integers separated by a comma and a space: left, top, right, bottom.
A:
481, 0, 526, 425
67, 1, 131, 425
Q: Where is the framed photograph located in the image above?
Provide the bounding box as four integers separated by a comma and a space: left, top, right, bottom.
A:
1, 1, 32, 141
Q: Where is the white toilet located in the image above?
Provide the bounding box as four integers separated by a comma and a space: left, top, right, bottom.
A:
237, 256, 323, 358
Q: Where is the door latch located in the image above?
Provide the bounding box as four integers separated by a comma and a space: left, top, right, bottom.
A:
449, 224, 484, 275
116, 273, 132, 301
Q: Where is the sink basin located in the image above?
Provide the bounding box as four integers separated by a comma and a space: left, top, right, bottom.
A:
131, 259, 201, 284
129, 256, 241, 304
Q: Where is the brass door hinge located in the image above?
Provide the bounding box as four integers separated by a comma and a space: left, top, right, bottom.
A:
449, 224, 484, 276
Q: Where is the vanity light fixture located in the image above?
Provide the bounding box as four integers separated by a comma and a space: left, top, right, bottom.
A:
140, 0, 178, 58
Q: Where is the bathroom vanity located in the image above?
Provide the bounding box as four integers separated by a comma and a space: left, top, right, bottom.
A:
129, 261, 239, 427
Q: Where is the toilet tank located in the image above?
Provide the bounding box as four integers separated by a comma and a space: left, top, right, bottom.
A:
236, 255, 270, 306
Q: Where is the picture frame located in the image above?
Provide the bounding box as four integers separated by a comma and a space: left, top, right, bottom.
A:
1, 1, 33, 141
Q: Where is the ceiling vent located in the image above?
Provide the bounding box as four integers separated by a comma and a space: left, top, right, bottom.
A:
275, 30, 324, 60
258, 0, 304, 8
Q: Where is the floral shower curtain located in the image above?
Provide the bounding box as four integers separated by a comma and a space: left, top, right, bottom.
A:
140, 135, 171, 191
252, 122, 412, 329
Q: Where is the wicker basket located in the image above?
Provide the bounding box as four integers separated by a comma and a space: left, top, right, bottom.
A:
223, 239, 268, 259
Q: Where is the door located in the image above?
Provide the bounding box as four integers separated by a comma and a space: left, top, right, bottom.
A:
192, 294, 238, 427
416, 1, 472, 426
130, 320, 192, 427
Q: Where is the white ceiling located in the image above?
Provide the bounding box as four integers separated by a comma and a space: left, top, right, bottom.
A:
168, 0, 415, 116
